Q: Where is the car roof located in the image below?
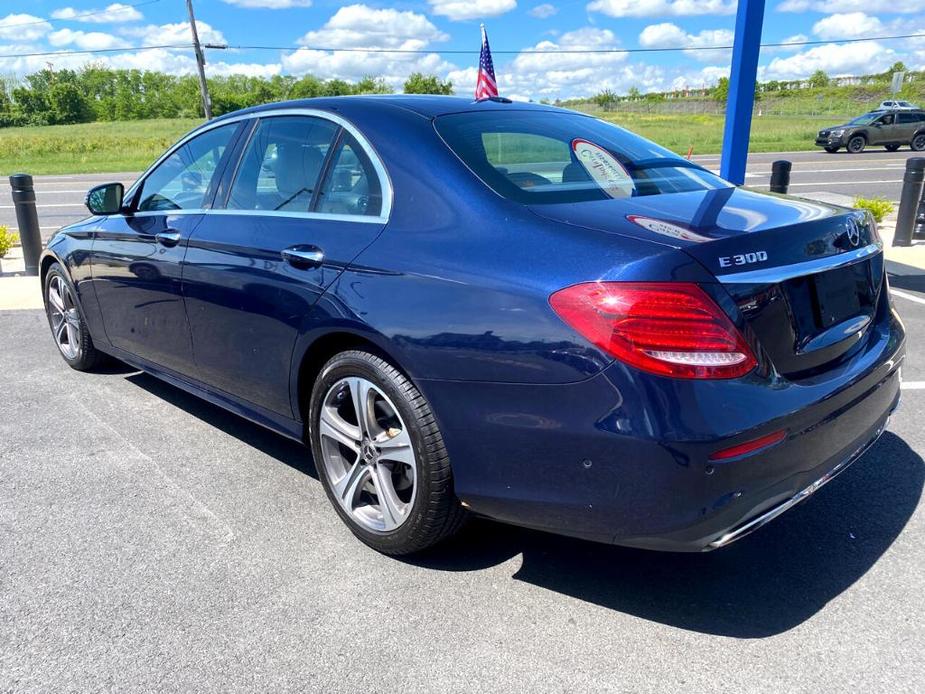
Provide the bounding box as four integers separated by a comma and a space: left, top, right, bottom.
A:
211, 95, 567, 123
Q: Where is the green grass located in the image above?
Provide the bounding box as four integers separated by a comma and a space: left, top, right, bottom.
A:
0, 112, 835, 175
0, 118, 203, 175
597, 113, 835, 155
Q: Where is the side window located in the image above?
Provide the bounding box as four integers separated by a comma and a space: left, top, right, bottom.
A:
137, 124, 237, 212
899, 113, 922, 124
227, 116, 338, 212
316, 132, 383, 217
877, 114, 894, 126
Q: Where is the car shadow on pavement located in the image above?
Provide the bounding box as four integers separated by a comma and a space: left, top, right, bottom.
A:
408, 431, 923, 638
887, 263, 925, 293
125, 372, 318, 480
118, 368, 921, 638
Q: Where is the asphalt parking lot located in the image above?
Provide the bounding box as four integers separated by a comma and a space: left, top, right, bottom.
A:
2, 278, 924, 690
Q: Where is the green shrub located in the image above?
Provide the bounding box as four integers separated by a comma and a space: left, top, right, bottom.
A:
0, 226, 18, 259
853, 197, 895, 223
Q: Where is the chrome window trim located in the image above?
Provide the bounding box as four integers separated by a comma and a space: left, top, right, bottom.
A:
123, 107, 393, 224
130, 208, 384, 225
717, 241, 882, 284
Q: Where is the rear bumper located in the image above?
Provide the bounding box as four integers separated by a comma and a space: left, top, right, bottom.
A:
419, 308, 904, 551
706, 416, 887, 549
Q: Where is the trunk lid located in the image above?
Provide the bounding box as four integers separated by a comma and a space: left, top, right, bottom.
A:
529, 187, 884, 377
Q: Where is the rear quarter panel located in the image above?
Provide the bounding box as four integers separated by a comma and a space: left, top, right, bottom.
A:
319, 103, 715, 385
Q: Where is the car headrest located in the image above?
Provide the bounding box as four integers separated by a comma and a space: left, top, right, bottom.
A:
274, 144, 324, 198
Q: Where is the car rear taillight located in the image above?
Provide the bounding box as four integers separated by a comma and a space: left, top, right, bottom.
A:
549, 282, 757, 379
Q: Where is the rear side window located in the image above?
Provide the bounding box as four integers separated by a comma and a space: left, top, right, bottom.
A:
316, 132, 382, 217
227, 116, 339, 212
898, 113, 924, 123
435, 111, 729, 204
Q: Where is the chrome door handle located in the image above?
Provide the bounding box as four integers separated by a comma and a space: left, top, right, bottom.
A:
155, 230, 182, 247
281, 245, 324, 268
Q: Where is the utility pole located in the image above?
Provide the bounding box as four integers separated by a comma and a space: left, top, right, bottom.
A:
186, 0, 212, 120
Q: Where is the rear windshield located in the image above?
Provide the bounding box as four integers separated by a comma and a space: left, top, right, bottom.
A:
434, 110, 730, 205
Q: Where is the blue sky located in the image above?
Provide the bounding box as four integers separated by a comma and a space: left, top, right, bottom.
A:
1, 0, 923, 100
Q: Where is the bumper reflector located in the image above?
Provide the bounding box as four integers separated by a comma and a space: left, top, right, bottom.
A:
709, 429, 787, 462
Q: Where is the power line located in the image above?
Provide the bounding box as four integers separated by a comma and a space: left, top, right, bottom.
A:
0, 44, 189, 59
2, 0, 160, 28
2, 30, 924, 60
229, 32, 925, 54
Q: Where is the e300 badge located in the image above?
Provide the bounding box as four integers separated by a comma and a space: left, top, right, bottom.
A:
718, 251, 769, 269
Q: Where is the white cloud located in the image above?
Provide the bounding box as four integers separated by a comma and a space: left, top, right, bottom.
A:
297, 5, 447, 50
812, 12, 884, 39
529, 3, 558, 17
0, 14, 52, 42
50, 3, 143, 23
221, 0, 312, 7
777, 0, 920, 12
760, 33, 809, 54
427, 0, 517, 21
781, 33, 808, 45
283, 5, 454, 87
762, 40, 895, 79
670, 64, 730, 90
282, 48, 455, 87
499, 27, 649, 100
48, 28, 131, 50
638, 22, 734, 61
120, 20, 227, 47
588, 0, 736, 18
0, 43, 282, 79
446, 65, 479, 93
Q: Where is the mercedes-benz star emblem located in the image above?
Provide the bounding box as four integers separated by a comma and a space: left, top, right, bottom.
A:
846, 217, 861, 247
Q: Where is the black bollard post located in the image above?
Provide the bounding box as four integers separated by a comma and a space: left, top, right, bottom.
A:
9, 174, 42, 276
894, 158, 925, 247
769, 160, 791, 194
914, 180, 925, 241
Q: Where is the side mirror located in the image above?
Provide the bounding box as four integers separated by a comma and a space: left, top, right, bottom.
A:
85, 182, 124, 215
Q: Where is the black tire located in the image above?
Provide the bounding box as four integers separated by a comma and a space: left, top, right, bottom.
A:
885, 144, 901, 152
912, 133, 925, 152
308, 350, 466, 555
824, 146, 839, 153
846, 135, 866, 154
43, 262, 106, 371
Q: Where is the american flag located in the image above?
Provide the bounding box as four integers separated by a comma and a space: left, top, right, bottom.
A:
475, 24, 498, 100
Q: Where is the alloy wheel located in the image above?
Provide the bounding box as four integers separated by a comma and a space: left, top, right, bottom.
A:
47, 275, 81, 360
318, 377, 417, 533
847, 136, 865, 153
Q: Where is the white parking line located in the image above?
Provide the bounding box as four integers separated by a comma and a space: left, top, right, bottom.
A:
901, 381, 925, 390
0, 202, 86, 209
890, 288, 925, 305
749, 166, 906, 176
783, 180, 903, 187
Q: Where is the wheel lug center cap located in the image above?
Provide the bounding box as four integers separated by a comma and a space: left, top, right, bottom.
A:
362, 441, 377, 463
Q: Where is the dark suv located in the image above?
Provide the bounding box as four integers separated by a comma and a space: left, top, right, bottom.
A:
816, 110, 925, 153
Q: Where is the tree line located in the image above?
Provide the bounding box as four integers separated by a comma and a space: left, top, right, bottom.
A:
581, 63, 920, 112
0, 67, 455, 127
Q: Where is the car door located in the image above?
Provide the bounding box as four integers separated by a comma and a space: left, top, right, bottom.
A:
870, 113, 899, 145
896, 112, 922, 142
181, 112, 388, 416
88, 122, 243, 376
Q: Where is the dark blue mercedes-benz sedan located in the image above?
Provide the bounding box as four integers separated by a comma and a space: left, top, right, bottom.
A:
40, 96, 904, 555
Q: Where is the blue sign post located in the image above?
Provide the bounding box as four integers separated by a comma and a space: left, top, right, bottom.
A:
719, 0, 767, 185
